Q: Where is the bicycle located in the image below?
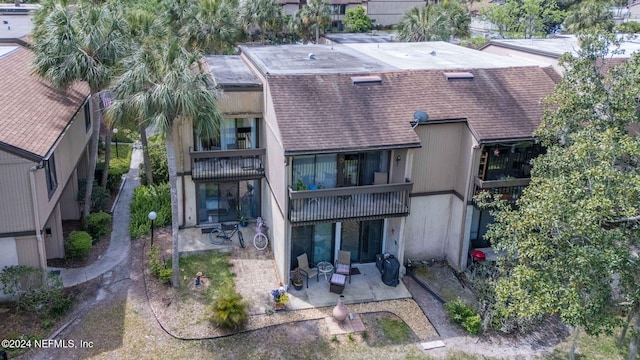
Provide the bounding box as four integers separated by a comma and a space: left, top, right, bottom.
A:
253, 217, 269, 250
209, 222, 245, 248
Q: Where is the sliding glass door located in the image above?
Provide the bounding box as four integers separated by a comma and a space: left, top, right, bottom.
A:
197, 180, 260, 225
291, 224, 334, 269
340, 220, 383, 263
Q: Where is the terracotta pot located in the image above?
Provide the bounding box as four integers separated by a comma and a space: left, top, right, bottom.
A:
332, 295, 348, 321
274, 302, 286, 311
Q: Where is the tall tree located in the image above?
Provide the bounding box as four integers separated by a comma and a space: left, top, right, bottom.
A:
343, 5, 372, 33
480, 33, 640, 360
563, 0, 614, 34
32, 0, 128, 221
181, 0, 240, 54
109, 40, 222, 287
441, 1, 472, 39
240, 0, 282, 44
300, 0, 331, 44
396, 4, 451, 42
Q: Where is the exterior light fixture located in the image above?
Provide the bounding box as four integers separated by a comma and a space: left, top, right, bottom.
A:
112, 128, 119, 158
148, 211, 157, 245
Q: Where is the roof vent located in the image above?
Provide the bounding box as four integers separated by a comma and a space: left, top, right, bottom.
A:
308, 53, 316, 60
351, 75, 382, 85
444, 72, 474, 80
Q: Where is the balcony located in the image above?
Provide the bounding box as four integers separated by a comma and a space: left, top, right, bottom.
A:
474, 177, 530, 203
191, 148, 265, 181
288, 182, 412, 225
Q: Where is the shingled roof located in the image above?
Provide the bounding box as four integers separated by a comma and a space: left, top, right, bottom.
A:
0, 44, 89, 160
269, 66, 558, 154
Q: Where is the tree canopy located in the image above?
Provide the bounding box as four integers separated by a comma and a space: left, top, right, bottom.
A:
343, 5, 372, 33
479, 32, 640, 359
482, 0, 565, 38
396, 2, 470, 42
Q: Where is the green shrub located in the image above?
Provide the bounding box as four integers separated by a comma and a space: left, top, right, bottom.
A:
78, 179, 110, 213
66, 231, 92, 260
0, 266, 71, 318
148, 245, 172, 285
139, 136, 168, 185
87, 212, 112, 240
130, 183, 171, 239
615, 21, 640, 34
208, 289, 248, 329
445, 298, 481, 335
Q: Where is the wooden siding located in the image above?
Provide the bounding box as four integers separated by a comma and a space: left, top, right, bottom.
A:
455, 126, 475, 197
365, 0, 427, 25
15, 235, 41, 268
217, 91, 263, 116
44, 205, 64, 259
412, 123, 468, 194
36, 106, 91, 229
0, 150, 35, 232
59, 170, 81, 220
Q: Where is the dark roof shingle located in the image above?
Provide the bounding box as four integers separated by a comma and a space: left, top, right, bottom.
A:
0, 44, 89, 159
269, 66, 559, 153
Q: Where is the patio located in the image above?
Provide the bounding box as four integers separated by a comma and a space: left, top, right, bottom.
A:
178, 226, 412, 315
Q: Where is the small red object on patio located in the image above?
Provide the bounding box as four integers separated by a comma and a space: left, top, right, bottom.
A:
472, 249, 486, 262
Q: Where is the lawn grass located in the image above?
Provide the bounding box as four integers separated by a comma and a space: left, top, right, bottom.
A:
544, 329, 629, 359
379, 317, 411, 343
175, 252, 235, 302
109, 144, 132, 164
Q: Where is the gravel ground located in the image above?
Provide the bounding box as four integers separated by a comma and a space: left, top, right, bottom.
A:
25, 228, 567, 360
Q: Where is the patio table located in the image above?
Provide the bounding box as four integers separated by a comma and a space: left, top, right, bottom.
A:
317, 261, 333, 282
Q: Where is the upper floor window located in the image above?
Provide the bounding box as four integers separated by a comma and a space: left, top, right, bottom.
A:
194, 118, 258, 151
45, 154, 58, 198
330, 4, 346, 15
479, 143, 544, 181
292, 151, 389, 189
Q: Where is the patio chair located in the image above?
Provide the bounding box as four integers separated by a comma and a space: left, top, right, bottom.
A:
296, 253, 319, 288
335, 250, 352, 284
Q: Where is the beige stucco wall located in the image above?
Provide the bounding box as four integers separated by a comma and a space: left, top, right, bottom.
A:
403, 122, 477, 270
15, 235, 40, 268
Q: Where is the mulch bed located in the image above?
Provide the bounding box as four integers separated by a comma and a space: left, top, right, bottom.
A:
47, 220, 112, 268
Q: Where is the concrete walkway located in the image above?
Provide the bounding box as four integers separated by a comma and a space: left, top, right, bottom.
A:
55, 143, 143, 287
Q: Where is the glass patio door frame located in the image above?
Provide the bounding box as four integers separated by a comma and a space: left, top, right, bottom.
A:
335, 219, 385, 263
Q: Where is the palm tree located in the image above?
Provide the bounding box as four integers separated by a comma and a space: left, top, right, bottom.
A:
240, 0, 282, 44
32, 0, 128, 221
441, 1, 471, 39
181, 0, 241, 53
563, 0, 614, 34
109, 40, 222, 288
397, 4, 451, 42
300, 0, 331, 44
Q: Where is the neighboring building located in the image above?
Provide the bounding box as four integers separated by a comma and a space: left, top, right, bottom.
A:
275, 0, 429, 28
0, 42, 92, 272
480, 35, 640, 74
175, 41, 559, 284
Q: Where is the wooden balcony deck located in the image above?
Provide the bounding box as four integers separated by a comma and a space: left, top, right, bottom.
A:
288, 183, 412, 224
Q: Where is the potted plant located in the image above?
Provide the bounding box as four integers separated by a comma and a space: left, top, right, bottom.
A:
291, 269, 304, 291
237, 204, 249, 227
271, 284, 289, 311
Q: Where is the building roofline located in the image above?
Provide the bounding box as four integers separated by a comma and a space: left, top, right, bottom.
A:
0, 142, 42, 162
284, 142, 422, 156
484, 40, 564, 59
